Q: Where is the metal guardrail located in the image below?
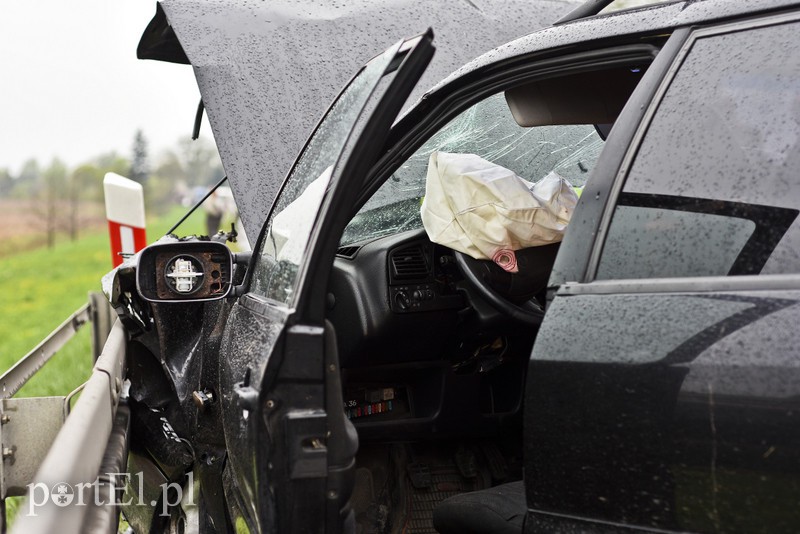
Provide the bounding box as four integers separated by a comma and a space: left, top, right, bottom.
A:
0, 305, 91, 400
0, 293, 125, 534
9, 319, 127, 534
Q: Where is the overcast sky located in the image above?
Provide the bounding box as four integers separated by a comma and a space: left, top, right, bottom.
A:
0, 1, 204, 174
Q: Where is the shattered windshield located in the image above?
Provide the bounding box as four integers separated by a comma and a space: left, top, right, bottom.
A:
341, 92, 603, 246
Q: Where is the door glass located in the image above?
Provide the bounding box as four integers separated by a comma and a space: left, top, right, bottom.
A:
250, 46, 400, 304
596, 20, 800, 280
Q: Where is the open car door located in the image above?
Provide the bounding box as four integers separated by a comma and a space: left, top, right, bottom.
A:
216, 33, 434, 533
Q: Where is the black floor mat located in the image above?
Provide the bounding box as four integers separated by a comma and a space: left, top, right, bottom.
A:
402, 446, 491, 534
405, 463, 486, 533
353, 441, 517, 534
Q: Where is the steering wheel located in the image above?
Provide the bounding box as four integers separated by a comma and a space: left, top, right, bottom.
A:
453, 244, 560, 327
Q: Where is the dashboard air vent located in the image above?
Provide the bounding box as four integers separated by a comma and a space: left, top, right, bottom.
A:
391, 246, 428, 281
336, 245, 361, 259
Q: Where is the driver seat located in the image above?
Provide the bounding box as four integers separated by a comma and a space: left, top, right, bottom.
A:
432, 480, 526, 534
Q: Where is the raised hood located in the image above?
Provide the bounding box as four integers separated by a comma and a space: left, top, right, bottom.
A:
138, 0, 577, 238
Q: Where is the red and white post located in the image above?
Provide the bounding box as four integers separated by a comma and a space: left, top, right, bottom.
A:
103, 172, 147, 267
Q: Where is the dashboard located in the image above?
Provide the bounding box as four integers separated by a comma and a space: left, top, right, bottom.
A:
328, 228, 466, 368
327, 228, 531, 439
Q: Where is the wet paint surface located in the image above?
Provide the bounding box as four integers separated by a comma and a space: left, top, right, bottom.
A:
158, 0, 576, 237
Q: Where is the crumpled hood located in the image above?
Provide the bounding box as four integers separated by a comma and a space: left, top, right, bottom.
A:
139, 0, 577, 239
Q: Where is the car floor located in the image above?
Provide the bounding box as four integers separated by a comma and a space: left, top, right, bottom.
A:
352, 438, 523, 534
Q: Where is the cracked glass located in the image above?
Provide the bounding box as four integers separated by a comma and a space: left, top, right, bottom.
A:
341, 92, 603, 245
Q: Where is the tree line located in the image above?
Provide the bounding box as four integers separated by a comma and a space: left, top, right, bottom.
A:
0, 130, 224, 248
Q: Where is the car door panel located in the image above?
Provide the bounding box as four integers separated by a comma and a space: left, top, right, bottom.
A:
216, 34, 434, 533
526, 287, 800, 532
218, 295, 288, 528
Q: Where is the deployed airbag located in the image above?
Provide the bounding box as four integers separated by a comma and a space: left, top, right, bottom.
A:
421, 152, 577, 272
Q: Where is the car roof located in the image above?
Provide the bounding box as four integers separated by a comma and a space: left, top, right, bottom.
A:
422, 0, 800, 100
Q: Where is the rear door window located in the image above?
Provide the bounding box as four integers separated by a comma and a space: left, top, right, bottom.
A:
596, 18, 800, 280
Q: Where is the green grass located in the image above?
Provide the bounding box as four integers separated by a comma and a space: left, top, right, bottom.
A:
0, 205, 206, 398
0, 203, 210, 528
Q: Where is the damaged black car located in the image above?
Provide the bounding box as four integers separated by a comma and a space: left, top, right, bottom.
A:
52, 0, 800, 533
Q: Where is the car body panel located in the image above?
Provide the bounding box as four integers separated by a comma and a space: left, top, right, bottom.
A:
526, 288, 800, 532
148, 0, 577, 239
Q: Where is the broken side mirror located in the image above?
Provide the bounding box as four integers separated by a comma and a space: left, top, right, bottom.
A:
136, 241, 233, 302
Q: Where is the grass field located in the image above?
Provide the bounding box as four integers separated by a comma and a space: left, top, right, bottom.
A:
0, 204, 207, 532
0, 205, 206, 398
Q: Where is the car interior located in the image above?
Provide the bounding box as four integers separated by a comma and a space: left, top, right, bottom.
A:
312, 62, 652, 533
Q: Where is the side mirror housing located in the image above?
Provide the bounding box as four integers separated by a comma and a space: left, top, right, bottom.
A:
136, 241, 233, 303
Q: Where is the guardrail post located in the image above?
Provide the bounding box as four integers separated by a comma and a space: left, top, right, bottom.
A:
88, 292, 115, 363
0, 397, 67, 498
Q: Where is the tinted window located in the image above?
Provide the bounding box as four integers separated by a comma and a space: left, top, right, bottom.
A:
597, 21, 800, 281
